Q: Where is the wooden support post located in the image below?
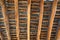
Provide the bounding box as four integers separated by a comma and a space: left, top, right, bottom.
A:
27, 0, 31, 40
37, 0, 44, 40
47, 0, 58, 40
14, 0, 20, 40
0, 0, 11, 40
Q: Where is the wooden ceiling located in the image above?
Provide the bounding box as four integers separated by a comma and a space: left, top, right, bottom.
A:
0, 0, 60, 40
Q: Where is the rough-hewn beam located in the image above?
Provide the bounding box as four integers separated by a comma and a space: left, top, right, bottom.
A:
14, 0, 20, 40
27, 0, 31, 40
37, 0, 44, 40
0, 0, 11, 40
56, 20, 60, 40
47, 0, 58, 40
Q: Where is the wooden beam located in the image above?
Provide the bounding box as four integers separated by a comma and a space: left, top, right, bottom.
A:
37, 0, 44, 40
56, 20, 60, 40
0, 0, 11, 40
14, 0, 20, 40
27, 0, 31, 40
47, 0, 58, 40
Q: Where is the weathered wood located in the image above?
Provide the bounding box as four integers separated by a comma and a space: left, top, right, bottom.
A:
0, 0, 11, 40
14, 0, 20, 40
0, 0, 60, 40
47, 0, 58, 40
27, 0, 31, 40
37, 0, 44, 40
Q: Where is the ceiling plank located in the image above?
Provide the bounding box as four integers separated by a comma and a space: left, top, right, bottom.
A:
47, 0, 58, 40
37, 0, 44, 40
27, 0, 31, 40
0, 0, 11, 40
14, 0, 20, 40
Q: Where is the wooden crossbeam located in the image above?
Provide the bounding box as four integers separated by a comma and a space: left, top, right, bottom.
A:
37, 0, 44, 40
47, 0, 58, 40
56, 20, 60, 40
27, 0, 31, 40
14, 0, 20, 40
0, 0, 11, 40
